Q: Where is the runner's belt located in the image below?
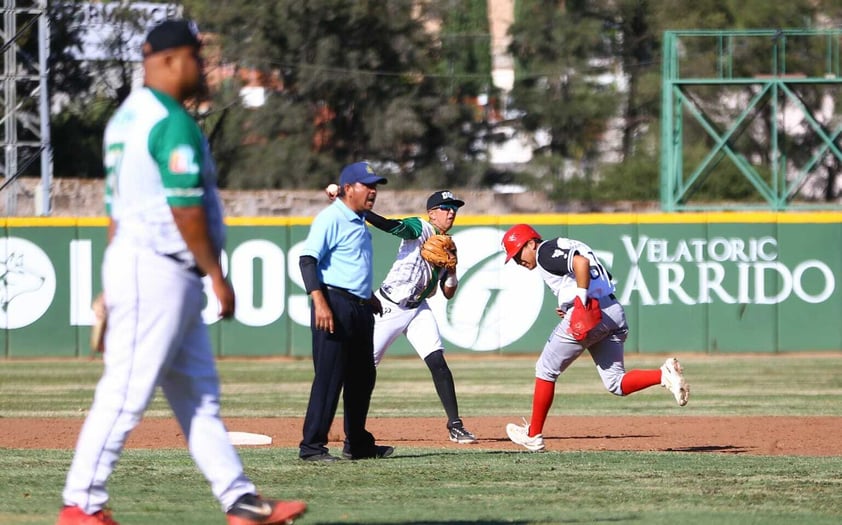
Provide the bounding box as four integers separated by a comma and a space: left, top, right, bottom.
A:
559, 293, 617, 314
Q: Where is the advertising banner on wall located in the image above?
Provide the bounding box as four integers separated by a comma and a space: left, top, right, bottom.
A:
2, 213, 840, 357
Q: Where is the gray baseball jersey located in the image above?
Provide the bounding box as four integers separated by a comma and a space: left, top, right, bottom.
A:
533, 237, 615, 312
532, 237, 629, 394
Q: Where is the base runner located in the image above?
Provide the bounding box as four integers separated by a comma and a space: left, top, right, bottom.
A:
500, 224, 689, 452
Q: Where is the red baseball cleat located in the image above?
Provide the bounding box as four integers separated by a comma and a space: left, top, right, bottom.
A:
226, 494, 307, 525
56, 506, 119, 525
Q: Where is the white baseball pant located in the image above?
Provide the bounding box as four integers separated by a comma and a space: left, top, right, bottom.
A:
62, 244, 255, 514
534, 296, 630, 395
372, 289, 443, 365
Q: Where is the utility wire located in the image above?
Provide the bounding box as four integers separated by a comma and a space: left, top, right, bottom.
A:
0, 146, 45, 193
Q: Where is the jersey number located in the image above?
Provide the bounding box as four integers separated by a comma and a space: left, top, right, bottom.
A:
585, 250, 612, 283
104, 143, 125, 211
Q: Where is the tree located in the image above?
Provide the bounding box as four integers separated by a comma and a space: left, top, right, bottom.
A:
574, 0, 658, 163
647, 0, 842, 204
540, 0, 842, 200
425, 0, 496, 188
433, 0, 493, 98
183, 0, 489, 189
39, 3, 161, 178
506, 0, 619, 198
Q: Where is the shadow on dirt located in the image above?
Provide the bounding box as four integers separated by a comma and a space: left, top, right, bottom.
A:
314, 517, 629, 525
663, 444, 750, 453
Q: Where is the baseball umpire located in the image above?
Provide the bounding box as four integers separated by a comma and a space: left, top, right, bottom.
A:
365, 190, 477, 444
299, 161, 394, 462
501, 224, 689, 452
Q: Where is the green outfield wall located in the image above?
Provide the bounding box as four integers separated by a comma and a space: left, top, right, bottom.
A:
2, 212, 840, 358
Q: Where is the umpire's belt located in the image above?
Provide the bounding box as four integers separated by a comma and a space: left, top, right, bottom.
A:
324, 285, 368, 305
163, 253, 205, 278
379, 287, 421, 309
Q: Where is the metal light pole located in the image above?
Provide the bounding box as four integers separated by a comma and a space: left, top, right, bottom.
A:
1, 0, 52, 216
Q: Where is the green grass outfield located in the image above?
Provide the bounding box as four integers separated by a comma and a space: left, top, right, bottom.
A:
2, 353, 842, 524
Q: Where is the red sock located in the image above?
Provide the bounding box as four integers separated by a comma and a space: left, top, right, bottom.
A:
620, 369, 662, 395
529, 378, 555, 436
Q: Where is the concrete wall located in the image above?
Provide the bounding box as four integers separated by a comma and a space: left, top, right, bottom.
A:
1, 177, 659, 217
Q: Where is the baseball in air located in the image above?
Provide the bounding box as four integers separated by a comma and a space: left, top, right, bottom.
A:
325, 183, 339, 200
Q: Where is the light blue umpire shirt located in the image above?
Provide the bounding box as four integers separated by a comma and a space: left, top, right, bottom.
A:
300, 197, 374, 299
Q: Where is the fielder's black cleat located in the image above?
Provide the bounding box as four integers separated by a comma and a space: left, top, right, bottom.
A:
448, 423, 478, 444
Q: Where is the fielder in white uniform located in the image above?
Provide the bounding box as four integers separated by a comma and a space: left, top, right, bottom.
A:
365, 191, 477, 444
57, 19, 305, 525
500, 224, 690, 452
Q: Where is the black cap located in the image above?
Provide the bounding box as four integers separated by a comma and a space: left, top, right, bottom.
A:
143, 19, 201, 57
426, 190, 465, 210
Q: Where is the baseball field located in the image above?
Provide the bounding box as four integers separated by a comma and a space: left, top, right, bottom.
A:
2, 353, 842, 524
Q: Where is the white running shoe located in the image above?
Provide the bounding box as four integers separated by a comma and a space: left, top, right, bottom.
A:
661, 357, 689, 406
505, 421, 545, 451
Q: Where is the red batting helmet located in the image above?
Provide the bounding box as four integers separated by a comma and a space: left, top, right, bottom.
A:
502, 224, 541, 263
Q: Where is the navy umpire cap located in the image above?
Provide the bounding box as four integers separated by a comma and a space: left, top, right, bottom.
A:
339, 162, 387, 187
426, 190, 465, 210
143, 19, 201, 56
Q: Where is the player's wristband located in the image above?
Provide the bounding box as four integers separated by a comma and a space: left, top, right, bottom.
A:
575, 287, 588, 304
445, 272, 458, 287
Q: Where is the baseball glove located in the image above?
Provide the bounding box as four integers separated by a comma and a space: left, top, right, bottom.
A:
567, 296, 602, 341
420, 234, 457, 272
90, 293, 107, 353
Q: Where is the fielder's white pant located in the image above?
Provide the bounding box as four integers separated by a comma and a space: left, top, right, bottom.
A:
535, 296, 629, 395
62, 244, 255, 514
372, 289, 443, 365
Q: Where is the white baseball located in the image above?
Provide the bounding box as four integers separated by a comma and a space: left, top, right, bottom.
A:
325, 183, 339, 199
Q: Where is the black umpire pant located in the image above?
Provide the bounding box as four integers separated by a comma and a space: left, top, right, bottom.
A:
299, 287, 377, 458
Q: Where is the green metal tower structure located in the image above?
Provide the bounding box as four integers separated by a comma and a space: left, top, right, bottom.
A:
661, 29, 842, 211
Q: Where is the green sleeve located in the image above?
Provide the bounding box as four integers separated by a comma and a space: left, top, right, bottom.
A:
148, 108, 205, 207
388, 216, 424, 240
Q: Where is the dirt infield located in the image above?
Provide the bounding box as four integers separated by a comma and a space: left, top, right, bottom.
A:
2, 416, 840, 456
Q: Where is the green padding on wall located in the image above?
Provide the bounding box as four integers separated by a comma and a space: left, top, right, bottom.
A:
2, 213, 840, 357
218, 226, 290, 357
776, 223, 842, 352
633, 223, 710, 353
5, 226, 78, 357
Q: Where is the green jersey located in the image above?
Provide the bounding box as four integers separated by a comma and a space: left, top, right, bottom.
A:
103, 87, 224, 261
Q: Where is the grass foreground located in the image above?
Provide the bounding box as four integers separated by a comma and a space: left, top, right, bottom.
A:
1, 353, 842, 524
2, 447, 842, 525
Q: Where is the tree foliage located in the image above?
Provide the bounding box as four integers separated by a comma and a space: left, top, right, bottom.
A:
508, 1, 619, 158
39, 3, 157, 178
431, 0, 493, 98
183, 0, 490, 189
646, 0, 842, 203
36, 0, 842, 203
505, 0, 841, 204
